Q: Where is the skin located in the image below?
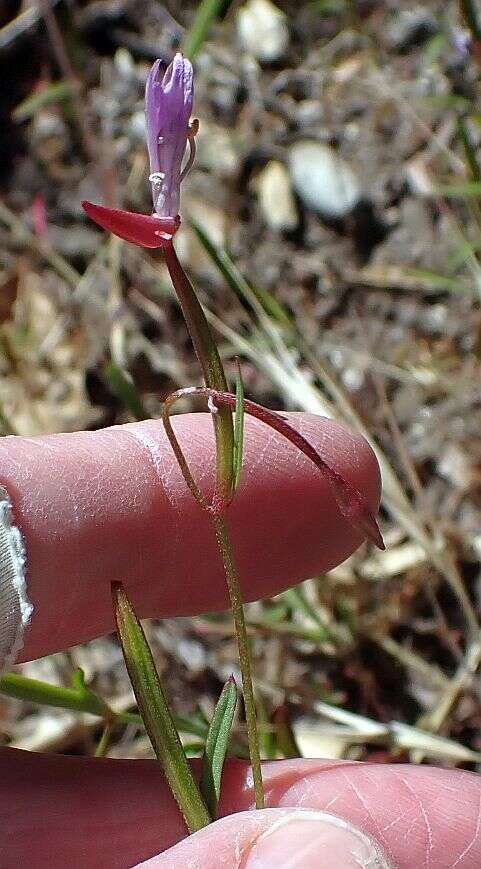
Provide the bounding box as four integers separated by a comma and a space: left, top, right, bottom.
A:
0, 413, 480, 868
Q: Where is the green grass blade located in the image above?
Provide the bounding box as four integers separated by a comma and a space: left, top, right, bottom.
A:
458, 117, 481, 183
233, 359, 245, 491
200, 676, 237, 817
95, 722, 114, 757
112, 582, 211, 833
273, 704, 300, 759
183, 0, 226, 60
191, 219, 291, 327
282, 587, 334, 642
104, 361, 146, 420
12, 80, 77, 123
0, 671, 106, 716
435, 181, 481, 198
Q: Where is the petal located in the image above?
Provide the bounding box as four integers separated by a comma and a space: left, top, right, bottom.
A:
145, 59, 164, 176
162, 53, 194, 116
144, 54, 194, 217
82, 201, 179, 248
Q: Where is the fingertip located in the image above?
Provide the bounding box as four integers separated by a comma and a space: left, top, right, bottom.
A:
0, 412, 382, 660
135, 808, 392, 868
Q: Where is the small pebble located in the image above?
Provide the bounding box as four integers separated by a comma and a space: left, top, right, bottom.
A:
237, 0, 289, 63
288, 141, 361, 219
256, 160, 298, 231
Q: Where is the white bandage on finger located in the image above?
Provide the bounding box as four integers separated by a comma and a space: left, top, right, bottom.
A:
0, 486, 32, 671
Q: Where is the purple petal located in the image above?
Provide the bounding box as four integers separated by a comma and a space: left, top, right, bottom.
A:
145, 54, 194, 219
145, 59, 163, 176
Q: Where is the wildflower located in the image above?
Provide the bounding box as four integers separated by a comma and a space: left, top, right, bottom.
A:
82, 53, 196, 247
146, 54, 195, 220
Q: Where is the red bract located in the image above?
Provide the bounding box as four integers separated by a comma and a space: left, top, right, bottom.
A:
81, 201, 179, 248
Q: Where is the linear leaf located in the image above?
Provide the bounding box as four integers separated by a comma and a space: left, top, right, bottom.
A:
191, 219, 291, 327
12, 80, 77, 123
183, 0, 226, 60
104, 361, 146, 420
200, 676, 237, 817
112, 582, 211, 832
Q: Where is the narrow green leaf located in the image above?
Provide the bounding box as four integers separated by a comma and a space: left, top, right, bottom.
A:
0, 671, 106, 717
422, 32, 446, 66
458, 117, 481, 183
273, 705, 300, 759
404, 267, 471, 294
0, 670, 141, 726
282, 587, 334, 642
200, 676, 237, 817
256, 692, 277, 760
183, 740, 206, 757
104, 361, 146, 420
71, 667, 87, 692
175, 709, 248, 758
233, 359, 245, 491
95, 722, 114, 757
112, 582, 211, 832
435, 181, 481, 198
183, 0, 226, 60
12, 80, 78, 123
191, 220, 291, 327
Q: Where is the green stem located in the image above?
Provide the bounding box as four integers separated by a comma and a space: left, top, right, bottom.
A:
183, 0, 225, 60
0, 671, 142, 726
95, 722, 114, 757
0, 671, 106, 717
212, 514, 264, 809
163, 242, 234, 503
163, 241, 264, 808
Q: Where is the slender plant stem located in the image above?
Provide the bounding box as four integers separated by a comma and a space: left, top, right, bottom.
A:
212, 514, 264, 809
0, 671, 141, 726
95, 722, 114, 757
163, 242, 234, 504
163, 241, 264, 808
183, 0, 225, 60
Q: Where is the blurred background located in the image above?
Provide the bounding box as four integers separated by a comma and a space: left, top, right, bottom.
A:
1, 0, 481, 769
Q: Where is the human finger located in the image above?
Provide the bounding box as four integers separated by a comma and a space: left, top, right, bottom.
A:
0, 412, 380, 661
1, 750, 480, 868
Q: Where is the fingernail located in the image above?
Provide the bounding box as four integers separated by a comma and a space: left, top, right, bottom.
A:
243, 810, 392, 868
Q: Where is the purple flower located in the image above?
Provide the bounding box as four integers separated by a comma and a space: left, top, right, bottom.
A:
83, 54, 195, 247
146, 53, 195, 220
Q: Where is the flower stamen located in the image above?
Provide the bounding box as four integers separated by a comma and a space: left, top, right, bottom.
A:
180, 119, 199, 183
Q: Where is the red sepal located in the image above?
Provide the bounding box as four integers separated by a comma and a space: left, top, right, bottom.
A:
82, 201, 180, 248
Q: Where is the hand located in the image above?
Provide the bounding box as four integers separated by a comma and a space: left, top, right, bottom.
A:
1, 413, 479, 868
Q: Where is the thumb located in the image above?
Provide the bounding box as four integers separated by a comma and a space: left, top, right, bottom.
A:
135, 808, 393, 868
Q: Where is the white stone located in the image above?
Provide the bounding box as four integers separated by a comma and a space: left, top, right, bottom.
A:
237, 0, 289, 62
289, 141, 361, 219
256, 160, 298, 231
